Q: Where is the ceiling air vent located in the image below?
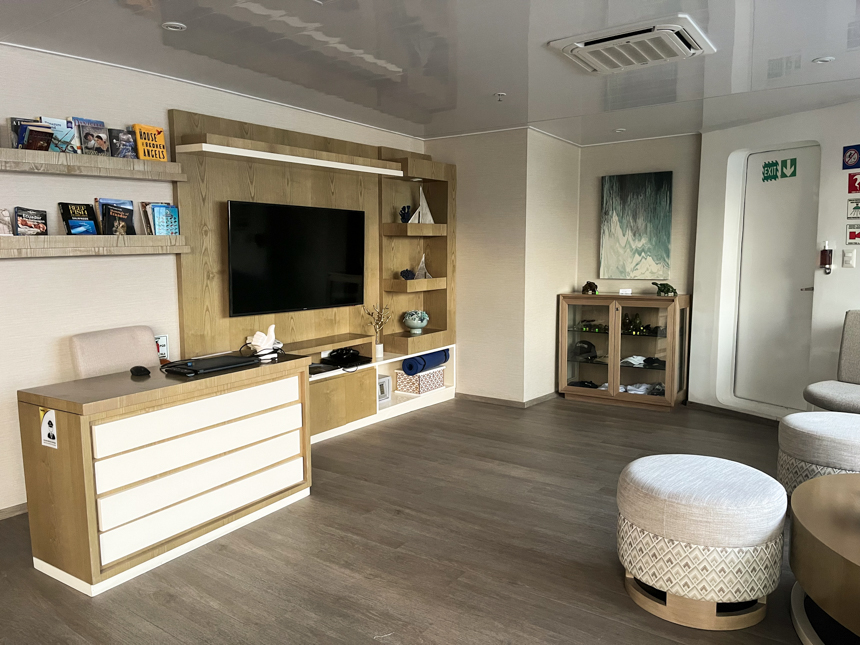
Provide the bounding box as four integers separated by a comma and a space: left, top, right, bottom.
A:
548, 14, 715, 74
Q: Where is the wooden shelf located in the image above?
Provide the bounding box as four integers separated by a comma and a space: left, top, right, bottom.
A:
382, 223, 447, 237
0, 148, 186, 182
395, 157, 456, 182
281, 333, 375, 356
383, 328, 450, 355
0, 235, 190, 259
383, 278, 447, 293
176, 134, 403, 177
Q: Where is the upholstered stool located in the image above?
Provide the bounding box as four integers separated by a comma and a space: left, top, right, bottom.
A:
617, 455, 787, 630
777, 412, 860, 495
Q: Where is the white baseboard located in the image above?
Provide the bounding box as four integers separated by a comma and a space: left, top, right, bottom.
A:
34, 487, 310, 597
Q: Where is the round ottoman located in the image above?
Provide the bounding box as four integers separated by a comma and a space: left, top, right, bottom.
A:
778, 412, 860, 495
617, 455, 787, 630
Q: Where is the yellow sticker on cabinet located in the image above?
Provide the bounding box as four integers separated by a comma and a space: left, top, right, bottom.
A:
39, 407, 57, 449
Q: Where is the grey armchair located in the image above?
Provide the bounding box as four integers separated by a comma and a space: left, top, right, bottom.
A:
69, 325, 161, 379
804, 310, 860, 412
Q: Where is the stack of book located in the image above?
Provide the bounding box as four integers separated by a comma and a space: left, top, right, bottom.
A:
0, 200, 180, 237
7, 117, 168, 160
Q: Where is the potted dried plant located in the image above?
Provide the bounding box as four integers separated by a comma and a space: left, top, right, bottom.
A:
362, 304, 392, 357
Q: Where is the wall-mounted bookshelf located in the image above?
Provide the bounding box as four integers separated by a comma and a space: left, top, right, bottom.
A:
383, 278, 447, 293
0, 235, 189, 259
0, 149, 187, 182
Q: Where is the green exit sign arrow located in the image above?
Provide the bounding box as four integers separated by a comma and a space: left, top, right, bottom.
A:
762, 158, 798, 182
781, 158, 797, 178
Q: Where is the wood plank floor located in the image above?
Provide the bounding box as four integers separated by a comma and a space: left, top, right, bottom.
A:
0, 398, 800, 644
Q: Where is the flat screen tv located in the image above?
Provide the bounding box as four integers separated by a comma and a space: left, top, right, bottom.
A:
228, 201, 365, 317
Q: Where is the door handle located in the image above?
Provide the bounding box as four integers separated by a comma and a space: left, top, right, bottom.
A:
800, 287, 814, 292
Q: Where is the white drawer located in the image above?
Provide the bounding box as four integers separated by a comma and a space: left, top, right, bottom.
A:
92, 377, 299, 458
99, 457, 304, 565
94, 404, 302, 494
97, 430, 302, 531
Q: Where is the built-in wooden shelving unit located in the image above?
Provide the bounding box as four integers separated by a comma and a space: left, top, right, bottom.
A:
0, 148, 187, 182
383, 278, 447, 293
0, 235, 189, 259
176, 134, 404, 177
381, 223, 447, 237
281, 333, 375, 356
382, 329, 448, 355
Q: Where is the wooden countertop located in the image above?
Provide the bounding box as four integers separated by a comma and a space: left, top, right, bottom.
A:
17, 354, 311, 416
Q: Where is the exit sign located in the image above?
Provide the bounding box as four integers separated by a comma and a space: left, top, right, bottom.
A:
762, 158, 797, 182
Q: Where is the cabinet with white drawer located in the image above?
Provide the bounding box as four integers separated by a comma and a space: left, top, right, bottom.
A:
17, 357, 311, 595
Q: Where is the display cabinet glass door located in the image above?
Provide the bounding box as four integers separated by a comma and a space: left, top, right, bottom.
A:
564, 301, 614, 397
616, 301, 671, 403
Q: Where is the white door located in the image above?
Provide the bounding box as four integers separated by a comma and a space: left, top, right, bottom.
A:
734, 145, 820, 410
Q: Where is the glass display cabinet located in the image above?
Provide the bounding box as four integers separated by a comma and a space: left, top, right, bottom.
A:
558, 294, 691, 409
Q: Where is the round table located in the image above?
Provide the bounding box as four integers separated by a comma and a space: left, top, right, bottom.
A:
790, 473, 860, 644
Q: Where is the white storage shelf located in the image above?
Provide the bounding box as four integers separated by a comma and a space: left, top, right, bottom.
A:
310, 345, 456, 444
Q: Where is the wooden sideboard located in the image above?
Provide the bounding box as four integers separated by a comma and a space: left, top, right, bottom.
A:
17, 355, 311, 596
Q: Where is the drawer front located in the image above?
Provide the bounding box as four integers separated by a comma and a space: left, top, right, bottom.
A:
97, 430, 301, 531
99, 457, 304, 565
92, 377, 299, 458
94, 404, 302, 494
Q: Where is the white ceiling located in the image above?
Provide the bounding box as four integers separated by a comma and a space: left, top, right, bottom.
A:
3, 0, 860, 144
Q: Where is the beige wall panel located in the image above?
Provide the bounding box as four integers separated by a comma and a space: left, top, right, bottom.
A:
524, 131, 581, 401
426, 130, 528, 401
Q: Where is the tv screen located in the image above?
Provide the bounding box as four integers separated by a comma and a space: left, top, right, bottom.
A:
228, 201, 365, 317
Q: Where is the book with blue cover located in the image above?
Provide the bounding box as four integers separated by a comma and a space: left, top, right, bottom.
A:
40, 117, 79, 153
149, 204, 180, 235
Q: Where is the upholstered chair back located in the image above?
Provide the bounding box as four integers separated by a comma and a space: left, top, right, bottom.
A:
837, 310, 860, 385
70, 325, 160, 380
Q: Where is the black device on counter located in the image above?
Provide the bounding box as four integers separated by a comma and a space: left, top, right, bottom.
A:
321, 347, 372, 370
161, 354, 261, 377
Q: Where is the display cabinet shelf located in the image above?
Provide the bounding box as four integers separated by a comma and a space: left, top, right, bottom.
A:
383, 278, 447, 293
558, 294, 691, 410
381, 223, 447, 237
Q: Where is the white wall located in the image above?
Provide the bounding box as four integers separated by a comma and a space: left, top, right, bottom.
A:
577, 135, 702, 295
524, 130, 580, 401
426, 130, 529, 402
690, 99, 860, 418
0, 45, 421, 513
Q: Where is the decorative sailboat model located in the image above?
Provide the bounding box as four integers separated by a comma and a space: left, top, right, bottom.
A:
407, 186, 434, 224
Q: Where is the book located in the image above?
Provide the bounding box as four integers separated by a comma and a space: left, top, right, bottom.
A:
132, 124, 167, 161
13, 207, 48, 235
108, 129, 138, 159
40, 117, 78, 153
98, 198, 135, 235
149, 204, 180, 235
19, 123, 54, 151
139, 201, 168, 235
59, 202, 100, 235
8, 117, 37, 149
72, 117, 110, 156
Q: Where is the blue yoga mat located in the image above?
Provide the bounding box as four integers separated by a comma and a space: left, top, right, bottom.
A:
402, 349, 450, 376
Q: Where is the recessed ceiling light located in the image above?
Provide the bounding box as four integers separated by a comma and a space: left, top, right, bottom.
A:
614, 128, 627, 133
812, 56, 835, 64
162, 21, 187, 32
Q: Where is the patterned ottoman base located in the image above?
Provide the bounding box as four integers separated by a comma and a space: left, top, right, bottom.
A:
777, 449, 858, 496
618, 514, 783, 630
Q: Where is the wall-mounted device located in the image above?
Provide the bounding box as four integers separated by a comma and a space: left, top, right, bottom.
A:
820, 241, 833, 275
227, 201, 365, 317
378, 374, 391, 403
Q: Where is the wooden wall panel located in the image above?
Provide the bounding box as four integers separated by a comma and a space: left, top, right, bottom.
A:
170, 111, 380, 357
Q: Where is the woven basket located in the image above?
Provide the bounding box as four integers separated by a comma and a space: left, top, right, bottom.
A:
395, 367, 445, 395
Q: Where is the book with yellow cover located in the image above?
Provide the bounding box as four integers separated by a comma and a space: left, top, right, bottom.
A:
132, 124, 167, 162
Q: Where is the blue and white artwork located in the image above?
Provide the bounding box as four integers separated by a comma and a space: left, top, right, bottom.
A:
600, 171, 672, 279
